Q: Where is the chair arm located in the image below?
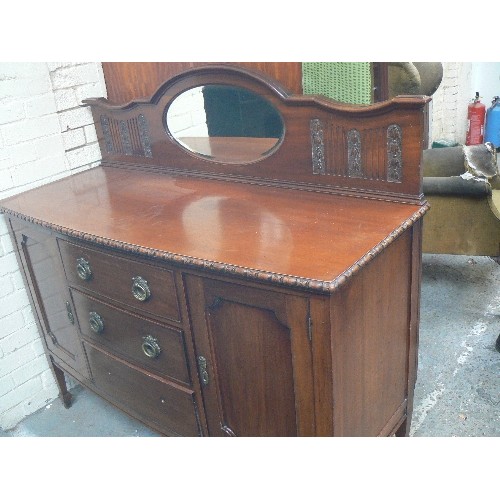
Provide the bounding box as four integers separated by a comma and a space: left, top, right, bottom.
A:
423, 176, 492, 198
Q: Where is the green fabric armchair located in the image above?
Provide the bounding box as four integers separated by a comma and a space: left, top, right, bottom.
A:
422, 144, 500, 259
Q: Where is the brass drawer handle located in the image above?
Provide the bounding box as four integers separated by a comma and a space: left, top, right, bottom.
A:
76, 257, 92, 281
89, 311, 104, 334
132, 276, 151, 302
142, 335, 161, 359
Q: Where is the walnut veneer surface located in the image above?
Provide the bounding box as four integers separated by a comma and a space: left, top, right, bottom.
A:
1, 65, 430, 436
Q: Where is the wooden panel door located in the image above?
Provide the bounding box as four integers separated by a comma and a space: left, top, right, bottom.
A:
185, 276, 315, 436
9, 219, 90, 379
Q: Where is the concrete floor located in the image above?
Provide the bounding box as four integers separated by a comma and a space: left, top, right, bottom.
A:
1, 253, 499, 437
410, 253, 499, 437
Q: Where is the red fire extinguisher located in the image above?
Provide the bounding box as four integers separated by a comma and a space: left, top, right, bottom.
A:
466, 92, 486, 145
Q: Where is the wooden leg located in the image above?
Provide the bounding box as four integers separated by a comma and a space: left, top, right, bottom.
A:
395, 417, 410, 437
50, 360, 72, 409
396, 222, 423, 438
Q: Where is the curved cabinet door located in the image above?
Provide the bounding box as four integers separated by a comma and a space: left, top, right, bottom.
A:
10, 219, 90, 379
185, 276, 315, 437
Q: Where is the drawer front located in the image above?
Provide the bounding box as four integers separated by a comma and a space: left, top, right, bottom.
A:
58, 239, 180, 322
72, 289, 191, 385
84, 342, 201, 436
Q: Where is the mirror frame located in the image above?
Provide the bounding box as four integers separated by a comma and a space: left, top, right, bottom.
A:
163, 83, 286, 165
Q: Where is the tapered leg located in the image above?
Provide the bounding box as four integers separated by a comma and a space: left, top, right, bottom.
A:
50, 359, 72, 408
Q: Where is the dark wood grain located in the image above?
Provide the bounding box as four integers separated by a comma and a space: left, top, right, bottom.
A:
330, 231, 412, 436
309, 295, 333, 436
101, 62, 303, 104
372, 63, 389, 102
396, 218, 423, 436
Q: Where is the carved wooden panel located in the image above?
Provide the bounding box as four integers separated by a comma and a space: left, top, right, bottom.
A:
310, 118, 326, 174
311, 118, 404, 183
100, 114, 153, 158
387, 124, 403, 182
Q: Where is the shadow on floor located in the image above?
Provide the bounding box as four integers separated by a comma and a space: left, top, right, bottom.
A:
1, 385, 159, 437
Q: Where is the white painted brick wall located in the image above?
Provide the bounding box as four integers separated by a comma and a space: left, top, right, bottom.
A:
0, 62, 107, 431
430, 62, 473, 145
167, 86, 208, 137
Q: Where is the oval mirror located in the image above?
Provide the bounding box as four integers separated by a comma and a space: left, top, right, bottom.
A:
165, 84, 284, 163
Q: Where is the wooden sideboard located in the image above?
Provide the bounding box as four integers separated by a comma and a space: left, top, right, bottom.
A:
1, 65, 430, 436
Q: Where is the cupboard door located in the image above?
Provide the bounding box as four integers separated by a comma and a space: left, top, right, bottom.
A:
9, 220, 90, 378
185, 276, 315, 437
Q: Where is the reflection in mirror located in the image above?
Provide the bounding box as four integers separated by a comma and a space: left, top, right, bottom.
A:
166, 85, 284, 163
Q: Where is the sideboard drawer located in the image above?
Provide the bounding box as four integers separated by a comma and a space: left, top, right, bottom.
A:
84, 342, 201, 436
72, 289, 191, 385
58, 239, 180, 322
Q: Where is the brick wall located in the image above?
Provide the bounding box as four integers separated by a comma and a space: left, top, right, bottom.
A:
166, 86, 208, 137
0, 62, 106, 430
429, 62, 473, 145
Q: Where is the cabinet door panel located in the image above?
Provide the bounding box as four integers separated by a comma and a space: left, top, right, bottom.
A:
209, 298, 296, 436
186, 276, 314, 437
9, 219, 90, 378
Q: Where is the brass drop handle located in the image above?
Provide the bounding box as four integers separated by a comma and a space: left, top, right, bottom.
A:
65, 301, 75, 324
197, 356, 209, 386
89, 311, 104, 334
142, 335, 161, 359
76, 257, 92, 281
132, 276, 151, 302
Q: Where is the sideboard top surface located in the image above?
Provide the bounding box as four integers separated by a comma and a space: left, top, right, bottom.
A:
1, 165, 425, 292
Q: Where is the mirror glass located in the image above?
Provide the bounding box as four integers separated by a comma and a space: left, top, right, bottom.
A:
166, 85, 284, 163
